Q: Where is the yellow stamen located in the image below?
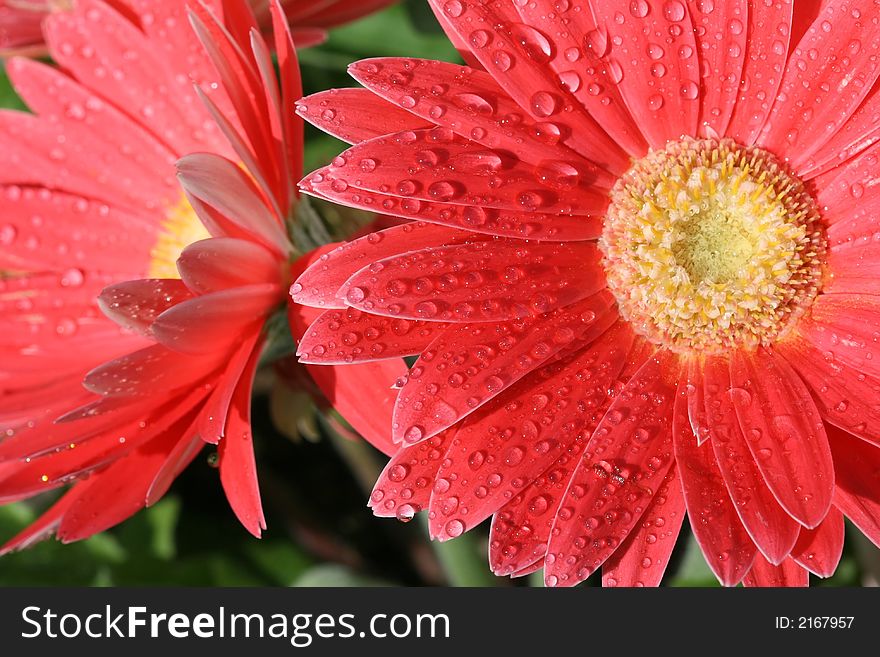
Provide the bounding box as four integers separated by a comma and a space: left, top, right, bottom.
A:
600, 138, 825, 353
148, 195, 211, 279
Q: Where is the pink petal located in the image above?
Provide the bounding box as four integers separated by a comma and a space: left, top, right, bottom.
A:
602, 464, 686, 587
302, 169, 602, 242
392, 292, 617, 444
97, 279, 194, 335
791, 506, 845, 577
592, 0, 700, 148
323, 128, 612, 214
699, 355, 800, 562
759, 0, 880, 169
297, 88, 432, 144
218, 345, 266, 538
45, 0, 228, 158
297, 307, 450, 364
729, 347, 834, 528
150, 283, 280, 355
291, 221, 465, 310
778, 335, 880, 447
543, 349, 681, 587
177, 237, 282, 294
827, 424, 880, 548
0, 184, 152, 276
338, 240, 605, 322
674, 378, 757, 586
428, 324, 633, 540
743, 556, 809, 587
725, 0, 793, 144
427, 0, 629, 173
0, 110, 175, 211
369, 429, 455, 519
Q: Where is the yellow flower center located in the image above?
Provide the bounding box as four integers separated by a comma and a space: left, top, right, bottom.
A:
600, 138, 825, 353
148, 195, 210, 279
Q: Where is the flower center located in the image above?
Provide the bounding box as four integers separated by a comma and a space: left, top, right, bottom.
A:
600, 138, 825, 353
148, 195, 210, 279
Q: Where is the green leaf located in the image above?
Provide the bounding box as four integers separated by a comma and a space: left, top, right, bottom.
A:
667, 534, 721, 587
0, 63, 26, 111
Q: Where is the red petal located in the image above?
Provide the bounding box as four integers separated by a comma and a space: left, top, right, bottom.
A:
798, 294, 880, 380
369, 429, 455, 519
296, 88, 432, 144
297, 307, 449, 364
323, 128, 612, 214
700, 355, 800, 563
338, 240, 605, 322
45, 0, 229, 158
827, 424, 880, 548
306, 359, 406, 457
55, 414, 199, 542
815, 140, 880, 236
427, 0, 628, 173
98, 279, 194, 335
759, 0, 880, 169
151, 283, 279, 355
0, 491, 76, 555
392, 292, 617, 444
743, 556, 809, 587
0, 180, 155, 276
83, 344, 223, 396
177, 236, 282, 294
302, 169, 603, 243
510, 4, 648, 157
592, 0, 700, 147
198, 331, 263, 444
177, 153, 290, 254
218, 345, 266, 538
726, 0, 792, 144
729, 347, 834, 528
488, 455, 582, 577
688, 0, 748, 138
348, 57, 636, 164
291, 221, 465, 310
543, 349, 681, 587
674, 378, 757, 586
602, 464, 686, 587
778, 335, 880, 447
428, 325, 633, 540
791, 506, 845, 577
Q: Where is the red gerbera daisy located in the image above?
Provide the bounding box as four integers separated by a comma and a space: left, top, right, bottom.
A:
292, 0, 880, 586
0, 0, 399, 57
0, 0, 403, 551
